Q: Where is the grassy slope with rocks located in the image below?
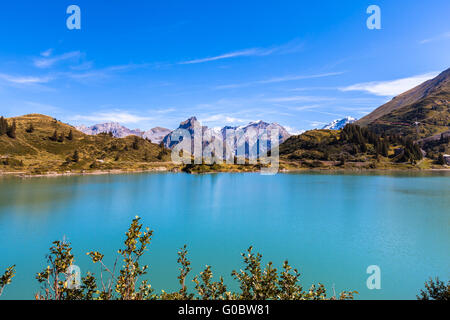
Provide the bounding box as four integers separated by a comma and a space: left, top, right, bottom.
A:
359, 68, 450, 140
279, 125, 447, 170
0, 114, 175, 175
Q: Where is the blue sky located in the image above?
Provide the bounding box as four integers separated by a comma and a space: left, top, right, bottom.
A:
0, 0, 449, 132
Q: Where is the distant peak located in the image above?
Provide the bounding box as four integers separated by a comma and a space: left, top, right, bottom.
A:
322, 116, 357, 130
249, 120, 264, 124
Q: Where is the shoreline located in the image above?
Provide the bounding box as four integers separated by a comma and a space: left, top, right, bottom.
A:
1, 166, 449, 178
0, 166, 175, 178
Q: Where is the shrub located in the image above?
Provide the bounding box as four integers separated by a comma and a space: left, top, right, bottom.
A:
417, 277, 449, 301
2, 218, 358, 300
0, 265, 15, 297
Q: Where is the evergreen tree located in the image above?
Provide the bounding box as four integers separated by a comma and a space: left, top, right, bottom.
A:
57, 133, 64, 143
72, 150, 79, 163
26, 123, 34, 133
381, 141, 389, 157
0, 117, 8, 135
132, 136, 140, 150
49, 130, 58, 141
437, 154, 445, 165
360, 142, 367, 153
67, 130, 73, 141
6, 120, 16, 139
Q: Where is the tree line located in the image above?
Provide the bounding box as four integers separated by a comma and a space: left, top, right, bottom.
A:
340, 124, 424, 163
49, 129, 73, 142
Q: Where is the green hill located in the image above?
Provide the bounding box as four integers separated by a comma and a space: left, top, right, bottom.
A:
279, 124, 444, 170
358, 68, 450, 140
0, 114, 173, 175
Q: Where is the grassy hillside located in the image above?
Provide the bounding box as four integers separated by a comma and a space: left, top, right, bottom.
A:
0, 114, 174, 175
279, 124, 447, 170
358, 68, 450, 140
358, 68, 450, 125
368, 92, 450, 139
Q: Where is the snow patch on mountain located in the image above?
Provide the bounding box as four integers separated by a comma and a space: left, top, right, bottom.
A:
322, 116, 357, 130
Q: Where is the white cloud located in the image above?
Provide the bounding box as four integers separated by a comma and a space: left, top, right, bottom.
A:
179, 39, 304, 65
71, 111, 153, 124
40, 48, 53, 57
291, 104, 323, 111
34, 51, 82, 68
419, 31, 450, 44
216, 72, 344, 89
265, 96, 336, 103
283, 126, 305, 135
0, 73, 52, 84
309, 121, 327, 128
340, 72, 439, 97
180, 48, 271, 65
199, 114, 249, 125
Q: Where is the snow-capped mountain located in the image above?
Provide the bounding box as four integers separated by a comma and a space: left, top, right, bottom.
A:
162, 117, 207, 149
75, 122, 171, 143
76, 117, 291, 153
142, 127, 172, 144
322, 116, 357, 130
75, 122, 144, 138
162, 117, 291, 159
220, 120, 291, 144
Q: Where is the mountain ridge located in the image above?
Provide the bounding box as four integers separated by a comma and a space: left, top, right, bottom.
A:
75, 122, 172, 144
357, 68, 450, 140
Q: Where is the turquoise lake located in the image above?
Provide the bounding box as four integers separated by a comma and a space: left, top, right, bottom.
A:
0, 172, 449, 300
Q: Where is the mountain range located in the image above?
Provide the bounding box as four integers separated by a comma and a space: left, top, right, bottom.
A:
162, 117, 291, 159
76, 117, 291, 154
75, 123, 172, 144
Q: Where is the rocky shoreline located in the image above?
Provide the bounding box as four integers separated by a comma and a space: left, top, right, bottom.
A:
1, 165, 449, 178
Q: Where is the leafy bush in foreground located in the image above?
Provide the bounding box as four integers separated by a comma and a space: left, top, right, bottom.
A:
4, 217, 360, 300
417, 278, 450, 301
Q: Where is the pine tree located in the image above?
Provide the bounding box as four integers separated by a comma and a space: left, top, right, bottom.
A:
360, 142, 367, 153
67, 130, 73, 141
0, 117, 7, 135
26, 123, 34, 133
6, 120, 16, 139
437, 154, 445, 165
72, 150, 79, 163
57, 133, 64, 143
49, 130, 58, 141
132, 136, 140, 150
382, 141, 389, 157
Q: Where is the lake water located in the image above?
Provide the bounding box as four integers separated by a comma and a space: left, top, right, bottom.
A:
0, 172, 449, 300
